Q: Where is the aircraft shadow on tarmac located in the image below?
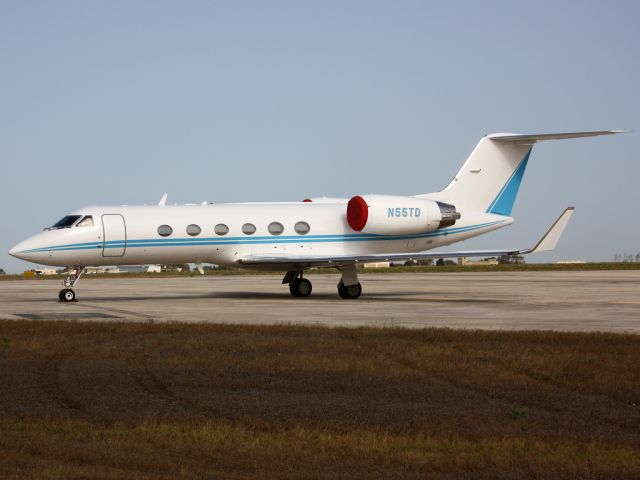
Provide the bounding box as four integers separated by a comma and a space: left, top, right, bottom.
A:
26, 291, 503, 304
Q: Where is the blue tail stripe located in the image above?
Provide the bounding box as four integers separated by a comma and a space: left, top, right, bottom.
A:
486, 148, 531, 216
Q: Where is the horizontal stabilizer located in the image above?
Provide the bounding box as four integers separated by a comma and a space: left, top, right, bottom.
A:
487, 130, 626, 144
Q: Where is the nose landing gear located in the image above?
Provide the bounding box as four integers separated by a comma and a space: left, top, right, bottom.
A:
59, 267, 85, 302
59, 288, 76, 302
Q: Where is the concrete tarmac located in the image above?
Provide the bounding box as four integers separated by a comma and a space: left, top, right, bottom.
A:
1, 271, 639, 333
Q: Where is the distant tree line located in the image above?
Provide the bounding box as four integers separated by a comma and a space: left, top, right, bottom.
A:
613, 253, 640, 262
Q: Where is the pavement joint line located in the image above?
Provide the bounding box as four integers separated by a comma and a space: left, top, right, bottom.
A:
70, 302, 157, 321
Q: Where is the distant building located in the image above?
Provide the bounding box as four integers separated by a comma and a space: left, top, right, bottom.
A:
85, 266, 120, 274
34, 268, 58, 276
23, 268, 57, 276
402, 259, 434, 267
117, 265, 163, 273
555, 260, 587, 264
160, 264, 190, 272
458, 256, 499, 266
363, 262, 391, 268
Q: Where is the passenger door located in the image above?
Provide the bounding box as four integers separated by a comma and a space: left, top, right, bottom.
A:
102, 214, 127, 257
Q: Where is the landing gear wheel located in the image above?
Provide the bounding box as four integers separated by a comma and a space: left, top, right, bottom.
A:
289, 278, 312, 298
338, 281, 362, 299
59, 288, 76, 303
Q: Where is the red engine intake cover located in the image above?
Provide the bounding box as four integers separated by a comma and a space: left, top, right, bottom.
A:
347, 195, 369, 231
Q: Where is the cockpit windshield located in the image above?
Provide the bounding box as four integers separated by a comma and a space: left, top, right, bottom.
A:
76, 216, 94, 227
50, 215, 82, 229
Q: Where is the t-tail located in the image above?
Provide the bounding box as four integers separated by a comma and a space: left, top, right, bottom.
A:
420, 130, 625, 215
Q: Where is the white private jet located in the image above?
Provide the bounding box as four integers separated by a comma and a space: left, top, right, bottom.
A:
10, 130, 624, 302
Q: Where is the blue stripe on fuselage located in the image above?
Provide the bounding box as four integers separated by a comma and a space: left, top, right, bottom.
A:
22, 220, 505, 253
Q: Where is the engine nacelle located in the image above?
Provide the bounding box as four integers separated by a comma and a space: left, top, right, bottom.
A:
346, 194, 460, 235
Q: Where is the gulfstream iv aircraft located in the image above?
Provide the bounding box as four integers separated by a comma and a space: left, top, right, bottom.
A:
10, 131, 623, 302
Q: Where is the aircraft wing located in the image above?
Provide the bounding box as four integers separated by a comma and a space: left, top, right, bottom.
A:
238, 207, 575, 268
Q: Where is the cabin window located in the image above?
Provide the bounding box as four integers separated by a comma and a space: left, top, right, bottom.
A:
51, 215, 81, 229
242, 223, 256, 235
76, 216, 94, 227
214, 224, 229, 236
294, 221, 310, 235
268, 222, 284, 235
186, 224, 201, 236
157, 225, 173, 237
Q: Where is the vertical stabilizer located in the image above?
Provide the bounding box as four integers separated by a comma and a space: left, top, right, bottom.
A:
420, 136, 532, 215
419, 130, 624, 215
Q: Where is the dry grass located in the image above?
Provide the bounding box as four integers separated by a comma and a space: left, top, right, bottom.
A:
1, 320, 639, 479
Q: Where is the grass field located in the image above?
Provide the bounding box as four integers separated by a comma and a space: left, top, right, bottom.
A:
1, 321, 639, 479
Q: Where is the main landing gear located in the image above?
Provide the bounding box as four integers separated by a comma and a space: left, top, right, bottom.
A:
283, 271, 313, 297
337, 281, 362, 299
58, 267, 85, 303
283, 264, 363, 299
336, 264, 361, 299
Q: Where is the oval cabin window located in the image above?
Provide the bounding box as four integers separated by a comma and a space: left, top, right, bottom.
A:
294, 221, 310, 235
157, 225, 173, 237
214, 224, 229, 236
242, 223, 256, 235
268, 222, 284, 235
186, 224, 201, 236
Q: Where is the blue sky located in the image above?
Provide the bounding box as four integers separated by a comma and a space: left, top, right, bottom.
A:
1, 1, 638, 272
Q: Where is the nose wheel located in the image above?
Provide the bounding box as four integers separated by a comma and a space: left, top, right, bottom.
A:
58, 266, 85, 302
59, 288, 77, 302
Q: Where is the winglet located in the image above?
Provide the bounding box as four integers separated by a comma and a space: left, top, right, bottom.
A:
520, 207, 575, 254
158, 193, 168, 207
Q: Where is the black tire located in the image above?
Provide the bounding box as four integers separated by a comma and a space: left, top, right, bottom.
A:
290, 278, 312, 298
59, 288, 76, 302
337, 281, 362, 299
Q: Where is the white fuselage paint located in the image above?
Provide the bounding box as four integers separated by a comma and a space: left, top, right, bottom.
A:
10, 202, 512, 269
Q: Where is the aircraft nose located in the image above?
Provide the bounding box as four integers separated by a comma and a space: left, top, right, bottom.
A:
9, 241, 27, 259
9, 238, 41, 261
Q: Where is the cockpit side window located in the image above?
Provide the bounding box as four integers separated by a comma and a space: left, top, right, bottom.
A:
51, 215, 82, 229
76, 216, 94, 227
